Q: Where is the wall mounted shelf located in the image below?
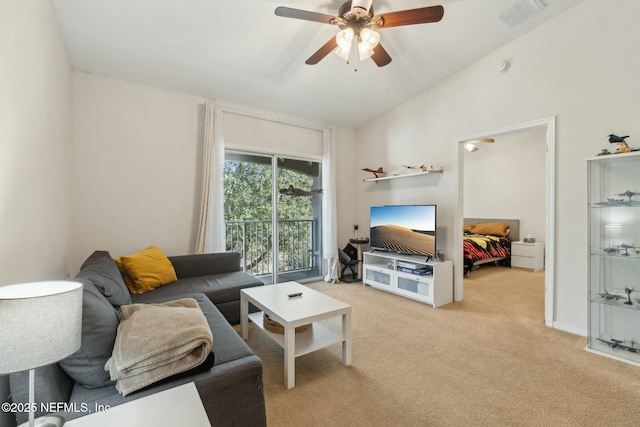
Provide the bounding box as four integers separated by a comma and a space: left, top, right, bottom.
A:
363, 168, 443, 183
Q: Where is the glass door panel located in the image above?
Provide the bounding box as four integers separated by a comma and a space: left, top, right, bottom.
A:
224, 152, 274, 283
224, 152, 323, 284
276, 157, 323, 282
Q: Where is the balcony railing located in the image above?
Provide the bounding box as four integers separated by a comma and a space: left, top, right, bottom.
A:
225, 219, 318, 277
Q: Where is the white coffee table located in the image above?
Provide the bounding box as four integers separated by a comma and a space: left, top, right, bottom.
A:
240, 281, 352, 389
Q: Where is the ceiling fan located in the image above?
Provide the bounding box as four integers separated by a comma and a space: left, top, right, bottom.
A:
275, 0, 444, 67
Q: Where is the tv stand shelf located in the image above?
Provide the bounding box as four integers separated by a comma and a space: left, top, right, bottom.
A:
362, 251, 453, 307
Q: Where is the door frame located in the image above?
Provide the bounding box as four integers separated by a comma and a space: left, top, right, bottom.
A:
454, 116, 556, 327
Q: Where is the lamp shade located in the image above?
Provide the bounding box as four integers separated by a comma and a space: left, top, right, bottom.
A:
335, 28, 355, 61
0, 281, 83, 374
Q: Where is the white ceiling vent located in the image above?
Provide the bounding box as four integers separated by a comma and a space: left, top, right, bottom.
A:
499, 0, 545, 27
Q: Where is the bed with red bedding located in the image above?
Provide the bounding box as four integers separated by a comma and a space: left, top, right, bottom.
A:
463, 219, 519, 275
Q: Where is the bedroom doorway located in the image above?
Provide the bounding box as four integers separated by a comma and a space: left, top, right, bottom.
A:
454, 117, 556, 328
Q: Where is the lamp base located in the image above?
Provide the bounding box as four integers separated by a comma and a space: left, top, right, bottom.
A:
17, 415, 65, 427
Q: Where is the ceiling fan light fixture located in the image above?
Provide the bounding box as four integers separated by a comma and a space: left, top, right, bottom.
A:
335, 28, 354, 61
275, 3, 446, 68
358, 45, 374, 60
335, 27, 354, 48
359, 28, 380, 50
335, 44, 352, 61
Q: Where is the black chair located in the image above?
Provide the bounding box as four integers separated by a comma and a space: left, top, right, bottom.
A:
339, 243, 359, 282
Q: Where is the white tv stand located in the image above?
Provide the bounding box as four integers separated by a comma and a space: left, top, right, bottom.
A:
362, 251, 453, 307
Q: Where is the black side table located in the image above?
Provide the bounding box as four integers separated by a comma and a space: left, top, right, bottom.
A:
348, 237, 369, 281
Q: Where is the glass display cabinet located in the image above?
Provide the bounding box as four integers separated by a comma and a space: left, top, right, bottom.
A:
587, 151, 640, 366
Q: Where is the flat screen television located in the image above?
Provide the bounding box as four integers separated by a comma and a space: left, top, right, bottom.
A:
369, 205, 436, 258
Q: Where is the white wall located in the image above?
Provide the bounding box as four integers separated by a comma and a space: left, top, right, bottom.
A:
71, 72, 356, 272
0, 0, 73, 284
463, 128, 546, 242
355, 0, 640, 335
0, 1, 72, 426
72, 72, 206, 271
334, 127, 358, 243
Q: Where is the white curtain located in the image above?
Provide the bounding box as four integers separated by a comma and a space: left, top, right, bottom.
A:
322, 129, 339, 283
195, 99, 225, 254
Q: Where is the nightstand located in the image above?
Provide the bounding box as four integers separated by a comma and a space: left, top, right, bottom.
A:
511, 241, 544, 271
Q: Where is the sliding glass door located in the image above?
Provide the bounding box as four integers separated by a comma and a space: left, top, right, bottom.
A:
224, 151, 323, 284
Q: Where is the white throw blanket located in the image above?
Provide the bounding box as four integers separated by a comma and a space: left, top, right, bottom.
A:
105, 298, 213, 396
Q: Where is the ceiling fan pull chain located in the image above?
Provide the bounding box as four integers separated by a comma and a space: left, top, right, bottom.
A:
353, 36, 358, 72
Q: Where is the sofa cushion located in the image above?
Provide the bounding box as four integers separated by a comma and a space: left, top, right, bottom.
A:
169, 252, 241, 278
130, 272, 263, 306
78, 250, 131, 307
58, 278, 119, 388
116, 246, 177, 294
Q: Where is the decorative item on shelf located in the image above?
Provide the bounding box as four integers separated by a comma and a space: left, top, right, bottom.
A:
597, 289, 624, 301
523, 234, 536, 243
396, 164, 427, 175
361, 166, 386, 178
623, 287, 635, 305
263, 313, 311, 334
609, 134, 631, 153
596, 337, 640, 354
596, 134, 639, 156
594, 190, 640, 206
0, 281, 84, 427
363, 165, 443, 182
437, 250, 445, 262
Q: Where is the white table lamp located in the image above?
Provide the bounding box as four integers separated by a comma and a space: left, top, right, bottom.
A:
0, 281, 83, 427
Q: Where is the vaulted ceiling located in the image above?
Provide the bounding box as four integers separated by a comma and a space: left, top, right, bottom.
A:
53, 0, 583, 127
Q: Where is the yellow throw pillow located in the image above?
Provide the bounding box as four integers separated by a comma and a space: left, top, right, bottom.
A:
471, 222, 510, 237
115, 246, 177, 294
113, 257, 137, 293
463, 223, 477, 234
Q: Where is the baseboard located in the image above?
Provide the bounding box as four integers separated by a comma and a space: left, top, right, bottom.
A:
552, 321, 586, 337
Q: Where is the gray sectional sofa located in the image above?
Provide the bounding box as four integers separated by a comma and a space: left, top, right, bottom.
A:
7, 250, 266, 427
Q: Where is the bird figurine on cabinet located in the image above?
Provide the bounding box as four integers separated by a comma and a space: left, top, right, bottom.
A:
609, 134, 631, 153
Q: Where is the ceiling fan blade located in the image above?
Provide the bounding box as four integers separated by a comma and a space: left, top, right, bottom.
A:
372, 5, 444, 28
305, 37, 338, 65
371, 43, 392, 67
275, 6, 340, 25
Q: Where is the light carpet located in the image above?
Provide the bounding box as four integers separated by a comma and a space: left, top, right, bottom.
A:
238, 266, 640, 426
